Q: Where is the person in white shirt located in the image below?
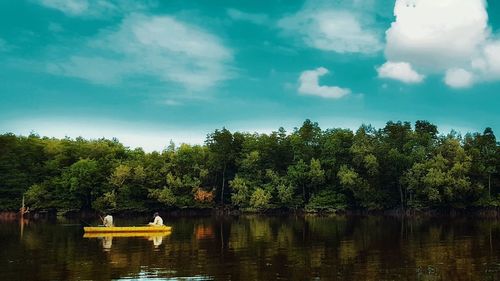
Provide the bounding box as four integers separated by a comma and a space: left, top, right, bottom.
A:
149, 212, 163, 226
102, 214, 113, 227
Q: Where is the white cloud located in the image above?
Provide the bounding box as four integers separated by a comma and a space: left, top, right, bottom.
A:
36, 0, 154, 18
385, 0, 488, 71
472, 41, 500, 79
298, 67, 350, 99
278, 3, 382, 54
47, 14, 233, 91
377, 61, 424, 83
227, 8, 268, 25
39, 0, 90, 16
444, 68, 474, 88
382, 0, 500, 87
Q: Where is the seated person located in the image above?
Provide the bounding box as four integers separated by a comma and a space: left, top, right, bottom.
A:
148, 212, 163, 226
102, 214, 114, 227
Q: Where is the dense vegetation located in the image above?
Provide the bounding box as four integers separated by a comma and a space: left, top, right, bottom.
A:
0, 120, 499, 213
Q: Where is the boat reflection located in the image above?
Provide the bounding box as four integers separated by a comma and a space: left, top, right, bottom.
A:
84, 231, 171, 251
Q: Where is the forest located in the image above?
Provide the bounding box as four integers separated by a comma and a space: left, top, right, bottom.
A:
0, 120, 499, 213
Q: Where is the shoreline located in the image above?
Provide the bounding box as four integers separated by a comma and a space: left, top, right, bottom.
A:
2, 206, 499, 220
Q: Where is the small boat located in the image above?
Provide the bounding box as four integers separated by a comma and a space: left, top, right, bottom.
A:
83, 231, 171, 238
84, 226, 172, 233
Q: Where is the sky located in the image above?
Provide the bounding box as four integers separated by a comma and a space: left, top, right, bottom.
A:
0, 0, 499, 151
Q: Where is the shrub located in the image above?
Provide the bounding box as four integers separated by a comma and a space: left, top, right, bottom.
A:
305, 190, 347, 213
250, 188, 272, 211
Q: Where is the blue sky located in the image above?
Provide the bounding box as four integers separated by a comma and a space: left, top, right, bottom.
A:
1, 0, 499, 151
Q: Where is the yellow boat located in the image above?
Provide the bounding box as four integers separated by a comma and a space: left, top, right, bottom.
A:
84, 226, 172, 233
83, 231, 171, 238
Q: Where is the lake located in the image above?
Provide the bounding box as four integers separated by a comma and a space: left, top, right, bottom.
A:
1, 215, 499, 280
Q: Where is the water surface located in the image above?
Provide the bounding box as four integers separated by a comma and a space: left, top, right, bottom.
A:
1, 216, 499, 280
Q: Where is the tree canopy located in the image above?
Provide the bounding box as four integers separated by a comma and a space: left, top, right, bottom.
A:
0, 120, 499, 213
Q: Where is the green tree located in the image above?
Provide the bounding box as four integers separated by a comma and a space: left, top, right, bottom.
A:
0, 120, 498, 213
61, 159, 101, 209
287, 160, 308, 203
402, 138, 480, 208
230, 176, 253, 208
290, 119, 321, 162
309, 158, 325, 195
250, 188, 272, 211
206, 128, 242, 205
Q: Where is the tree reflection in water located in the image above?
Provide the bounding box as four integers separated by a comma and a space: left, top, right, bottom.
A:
0, 216, 499, 281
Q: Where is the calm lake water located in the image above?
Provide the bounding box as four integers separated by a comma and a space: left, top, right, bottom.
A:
1, 215, 499, 280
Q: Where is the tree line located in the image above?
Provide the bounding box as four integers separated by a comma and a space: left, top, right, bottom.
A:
0, 120, 498, 213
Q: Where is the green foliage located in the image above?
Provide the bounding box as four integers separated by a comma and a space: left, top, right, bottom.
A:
0, 119, 498, 212
149, 187, 176, 207
110, 164, 132, 187
249, 188, 272, 211
337, 165, 384, 210
206, 128, 242, 204
276, 183, 294, 206
25, 184, 52, 210
306, 190, 347, 212
61, 159, 101, 209
287, 159, 309, 202
230, 176, 253, 208
92, 191, 117, 212
309, 158, 325, 186
401, 139, 481, 208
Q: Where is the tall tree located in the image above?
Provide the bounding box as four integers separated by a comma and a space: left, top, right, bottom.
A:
206, 128, 242, 205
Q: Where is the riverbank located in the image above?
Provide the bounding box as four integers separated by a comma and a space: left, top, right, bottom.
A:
3, 206, 500, 220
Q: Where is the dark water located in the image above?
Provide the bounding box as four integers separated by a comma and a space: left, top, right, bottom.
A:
1, 216, 500, 281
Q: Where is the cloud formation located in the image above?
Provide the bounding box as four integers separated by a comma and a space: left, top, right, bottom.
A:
278, 1, 382, 54
47, 14, 233, 91
38, 0, 90, 16
377, 61, 424, 83
37, 0, 154, 18
385, 0, 488, 71
298, 67, 350, 99
472, 41, 500, 80
227, 8, 268, 25
380, 0, 500, 87
444, 68, 474, 89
